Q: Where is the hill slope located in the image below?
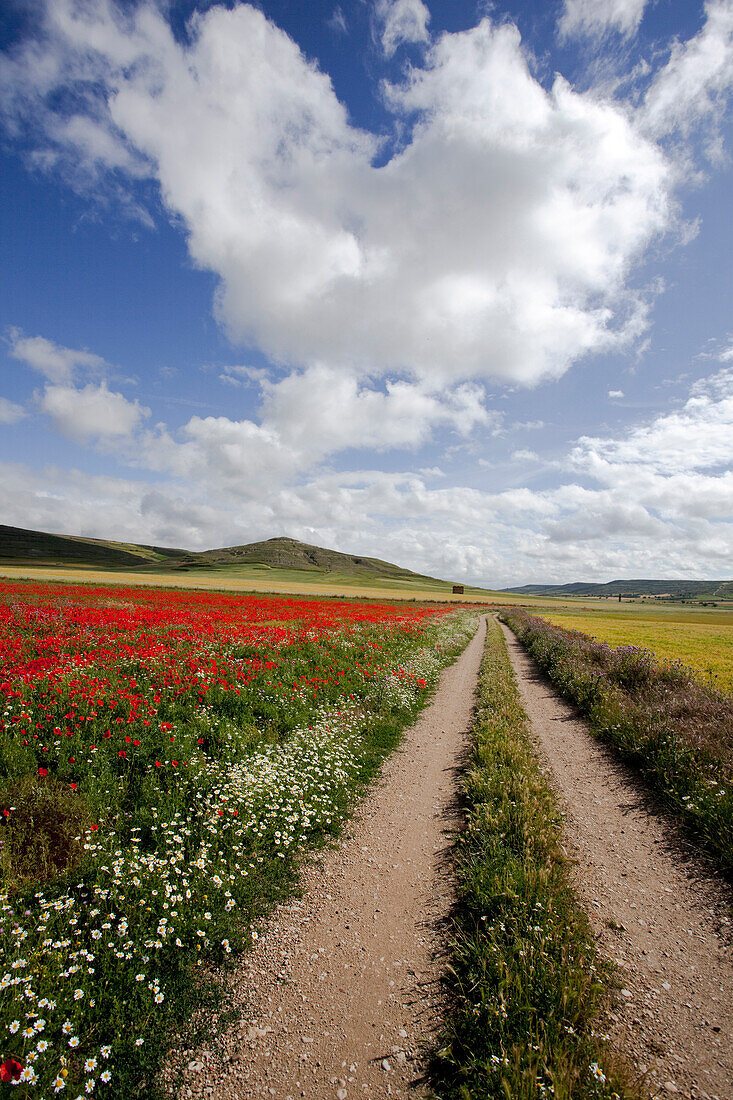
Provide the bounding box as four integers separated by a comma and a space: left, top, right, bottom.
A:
0, 525, 446, 586
197, 536, 441, 581
0, 524, 189, 569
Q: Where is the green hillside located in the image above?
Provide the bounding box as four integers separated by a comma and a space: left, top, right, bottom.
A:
0, 524, 189, 569
197, 536, 442, 582
0, 526, 447, 587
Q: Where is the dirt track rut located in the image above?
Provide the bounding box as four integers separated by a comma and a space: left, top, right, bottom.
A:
500, 619, 733, 1100
176, 615, 487, 1100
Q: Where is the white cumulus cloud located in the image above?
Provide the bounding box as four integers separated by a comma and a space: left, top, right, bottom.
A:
2, 365, 733, 584
39, 382, 149, 441
8, 329, 107, 383
0, 2, 674, 388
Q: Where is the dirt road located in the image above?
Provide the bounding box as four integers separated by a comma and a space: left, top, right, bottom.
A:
499, 620, 733, 1100
175, 615, 487, 1100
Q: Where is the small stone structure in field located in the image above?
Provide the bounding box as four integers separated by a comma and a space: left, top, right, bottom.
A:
452, 585, 464, 595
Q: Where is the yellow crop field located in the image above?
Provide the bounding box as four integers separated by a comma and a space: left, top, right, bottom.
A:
544, 608, 733, 690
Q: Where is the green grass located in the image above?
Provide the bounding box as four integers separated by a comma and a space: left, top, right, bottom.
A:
433, 616, 632, 1100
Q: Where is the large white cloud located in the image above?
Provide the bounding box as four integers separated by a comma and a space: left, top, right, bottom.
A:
0, 1, 674, 386
129, 369, 496, 504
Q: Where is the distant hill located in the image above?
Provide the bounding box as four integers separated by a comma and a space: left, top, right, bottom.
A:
0, 525, 446, 586
196, 536, 442, 582
501, 578, 733, 599
0, 524, 189, 569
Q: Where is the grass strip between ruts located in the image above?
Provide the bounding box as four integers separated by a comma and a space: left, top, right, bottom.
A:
433, 615, 634, 1100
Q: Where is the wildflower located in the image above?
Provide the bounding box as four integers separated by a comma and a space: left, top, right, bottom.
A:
8, 1020, 20, 1033
100, 1070, 112, 1083
84, 1058, 97, 1072
53, 1077, 66, 1093
100, 1047, 111, 1059
0, 1058, 23, 1082
68, 1036, 80, 1048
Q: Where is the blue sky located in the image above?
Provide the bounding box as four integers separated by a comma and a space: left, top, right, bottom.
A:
0, 0, 732, 586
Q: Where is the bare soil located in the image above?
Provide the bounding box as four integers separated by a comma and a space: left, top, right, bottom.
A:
499, 620, 733, 1100
171, 616, 487, 1100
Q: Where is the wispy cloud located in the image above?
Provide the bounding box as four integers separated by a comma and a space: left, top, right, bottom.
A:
558, 0, 649, 41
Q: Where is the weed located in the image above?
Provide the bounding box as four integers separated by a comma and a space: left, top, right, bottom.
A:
433, 616, 634, 1099
0, 774, 91, 891
502, 611, 733, 875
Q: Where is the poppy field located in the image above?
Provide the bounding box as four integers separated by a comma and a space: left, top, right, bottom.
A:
0, 580, 476, 1098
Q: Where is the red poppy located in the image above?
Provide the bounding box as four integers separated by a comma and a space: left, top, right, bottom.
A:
38, 766, 48, 777
118, 750, 126, 758
154, 760, 162, 767
89, 824, 99, 831
171, 760, 178, 767
70, 783, 77, 790
0, 1058, 23, 1082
